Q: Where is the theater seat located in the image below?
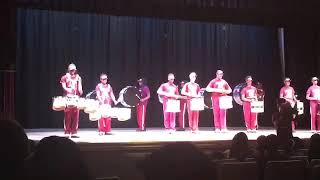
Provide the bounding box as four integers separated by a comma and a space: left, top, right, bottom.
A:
309, 165, 320, 180
216, 161, 258, 180
264, 160, 306, 180
310, 159, 320, 168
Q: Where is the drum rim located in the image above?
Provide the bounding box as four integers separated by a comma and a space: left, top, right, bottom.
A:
119, 86, 140, 107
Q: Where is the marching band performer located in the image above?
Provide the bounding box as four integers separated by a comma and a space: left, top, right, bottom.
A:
181, 72, 201, 133
95, 73, 118, 135
157, 73, 179, 133
178, 81, 187, 131
206, 70, 232, 132
241, 76, 258, 132
136, 78, 151, 131
60, 63, 83, 137
279, 77, 297, 131
306, 77, 320, 132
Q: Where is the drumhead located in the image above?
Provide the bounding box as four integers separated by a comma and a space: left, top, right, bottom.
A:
203, 91, 213, 109
233, 83, 246, 106
119, 86, 141, 107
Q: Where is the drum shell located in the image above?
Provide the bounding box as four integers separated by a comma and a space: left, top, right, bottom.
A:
52, 96, 66, 111
219, 96, 233, 109
77, 98, 87, 110
165, 99, 180, 112
232, 83, 246, 106
114, 108, 131, 121
297, 101, 304, 115
84, 99, 100, 113
89, 110, 101, 121
65, 96, 80, 108
250, 101, 264, 113
189, 97, 205, 111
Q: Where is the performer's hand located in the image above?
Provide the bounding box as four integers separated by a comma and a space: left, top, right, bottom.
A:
220, 89, 227, 94
66, 88, 73, 94
172, 95, 178, 99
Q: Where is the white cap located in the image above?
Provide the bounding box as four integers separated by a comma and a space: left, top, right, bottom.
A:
68, 63, 77, 71
284, 77, 291, 82
312, 77, 319, 81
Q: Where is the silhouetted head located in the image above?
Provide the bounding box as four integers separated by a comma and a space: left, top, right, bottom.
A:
230, 132, 249, 161
308, 134, 320, 161
29, 136, 92, 180
141, 142, 214, 180
0, 120, 29, 179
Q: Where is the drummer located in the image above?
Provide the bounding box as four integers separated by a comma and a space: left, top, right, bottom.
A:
241, 76, 258, 132
279, 77, 297, 131
181, 72, 201, 133
95, 73, 118, 135
178, 80, 188, 131
306, 77, 320, 132
136, 78, 151, 131
206, 70, 232, 132
157, 73, 179, 133
60, 63, 83, 137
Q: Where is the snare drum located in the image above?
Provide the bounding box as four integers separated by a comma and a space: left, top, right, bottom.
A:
100, 106, 131, 121
297, 101, 304, 115
190, 97, 205, 111
113, 108, 131, 121
84, 99, 100, 113
89, 110, 101, 121
219, 96, 233, 109
99, 104, 112, 118
165, 99, 180, 112
118, 86, 140, 107
65, 96, 79, 108
251, 101, 264, 113
52, 96, 66, 111
77, 98, 87, 110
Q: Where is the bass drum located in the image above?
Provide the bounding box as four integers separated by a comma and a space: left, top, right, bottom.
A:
233, 83, 246, 106
202, 91, 213, 109
118, 86, 141, 107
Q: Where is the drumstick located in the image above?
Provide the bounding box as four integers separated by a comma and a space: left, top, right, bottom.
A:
135, 94, 141, 100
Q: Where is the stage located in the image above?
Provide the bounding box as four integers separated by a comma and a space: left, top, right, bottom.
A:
26, 128, 314, 152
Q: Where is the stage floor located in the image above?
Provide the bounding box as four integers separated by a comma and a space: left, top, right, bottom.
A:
25, 128, 315, 144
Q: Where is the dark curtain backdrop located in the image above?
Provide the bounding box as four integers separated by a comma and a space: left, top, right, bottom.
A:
16, 8, 281, 129
284, 26, 320, 129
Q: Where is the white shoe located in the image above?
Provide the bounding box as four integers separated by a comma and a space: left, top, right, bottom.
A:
98, 132, 104, 136
221, 129, 228, 133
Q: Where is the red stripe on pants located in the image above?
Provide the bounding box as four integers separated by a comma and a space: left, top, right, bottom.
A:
64, 107, 79, 134
310, 101, 320, 130
136, 102, 148, 130
212, 97, 227, 130
187, 101, 199, 131
243, 102, 257, 130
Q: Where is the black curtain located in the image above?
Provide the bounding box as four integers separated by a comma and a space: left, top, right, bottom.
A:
16, 8, 281, 129
284, 25, 320, 129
